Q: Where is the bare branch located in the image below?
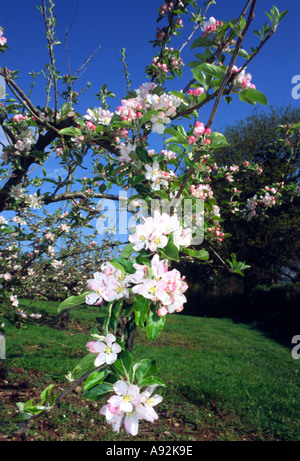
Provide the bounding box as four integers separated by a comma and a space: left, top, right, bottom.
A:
65, 4, 79, 76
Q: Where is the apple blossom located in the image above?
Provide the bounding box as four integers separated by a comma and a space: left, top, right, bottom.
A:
86, 334, 122, 366
99, 380, 163, 435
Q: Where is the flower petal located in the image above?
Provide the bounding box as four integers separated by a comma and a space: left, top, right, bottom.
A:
124, 413, 139, 436
94, 352, 106, 367
113, 380, 128, 396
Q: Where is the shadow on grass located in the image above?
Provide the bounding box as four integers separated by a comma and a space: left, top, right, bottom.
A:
182, 288, 300, 349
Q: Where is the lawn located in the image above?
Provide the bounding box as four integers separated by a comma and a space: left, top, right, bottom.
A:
0, 299, 299, 441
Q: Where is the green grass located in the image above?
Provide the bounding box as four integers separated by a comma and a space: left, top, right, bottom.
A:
0, 299, 299, 441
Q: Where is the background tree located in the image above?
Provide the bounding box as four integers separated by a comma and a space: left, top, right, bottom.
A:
215, 104, 300, 289
179, 105, 300, 345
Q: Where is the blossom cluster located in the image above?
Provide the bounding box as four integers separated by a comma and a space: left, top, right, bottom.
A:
188, 121, 211, 145
132, 253, 188, 316
84, 107, 113, 126
231, 66, 256, 90
85, 252, 188, 316
245, 186, 280, 220
100, 381, 163, 436
83, 82, 184, 162
190, 183, 213, 200
128, 210, 192, 252
144, 161, 177, 191
187, 87, 205, 98
0, 28, 7, 46
201, 17, 223, 36
159, 1, 184, 16
151, 48, 184, 77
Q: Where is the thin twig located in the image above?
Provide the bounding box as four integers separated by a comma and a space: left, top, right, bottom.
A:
179, 0, 214, 55
73, 44, 102, 80
173, 0, 258, 203
65, 4, 78, 77
41, 0, 58, 120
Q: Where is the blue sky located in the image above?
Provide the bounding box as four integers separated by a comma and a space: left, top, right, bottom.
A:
0, 0, 299, 241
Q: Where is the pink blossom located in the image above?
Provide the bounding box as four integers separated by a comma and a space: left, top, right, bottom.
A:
86, 334, 122, 366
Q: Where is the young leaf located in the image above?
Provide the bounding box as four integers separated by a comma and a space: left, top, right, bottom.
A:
209, 132, 230, 148
59, 127, 82, 137
84, 370, 106, 391
58, 292, 90, 312
146, 309, 166, 342
133, 358, 158, 384
196, 63, 226, 80
121, 242, 135, 259
134, 295, 150, 330
160, 241, 179, 261
82, 382, 114, 401
240, 88, 268, 106
182, 248, 209, 260
136, 146, 151, 163
110, 258, 136, 274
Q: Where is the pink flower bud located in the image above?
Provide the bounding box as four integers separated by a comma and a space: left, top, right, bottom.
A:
157, 306, 168, 317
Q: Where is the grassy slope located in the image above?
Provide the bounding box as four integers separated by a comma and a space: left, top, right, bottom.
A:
0, 299, 299, 441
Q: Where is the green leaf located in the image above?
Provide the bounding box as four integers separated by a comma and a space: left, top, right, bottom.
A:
82, 382, 114, 400
84, 370, 106, 391
121, 242, 135, 259
134, 295, 150, 330
160, 241, 179, 261
59, 127, 82, 137
164, 127, 182, 137
29, 150, 46, 160
165, 144, 183, 156
110, 258, 136, 274
136, 146, 151, 163
133, 358, 158, 384
71, 353, 97, 380
191, 36, 215, 49
58, 292, 89, 312
227, 48, 250, 59
146, 309, 166, 342
108, 299, 123, 333
165, 135, 187, 145
129, 174, 146, 186
182, 248, 209, 260
110, 350, 133, 380
239, 88, 268, 106
209, 132, 230, 148
191, 69, 206, 88
138, 375, 166, 388
39, 384, 55, 405
196, 63, 226, 80
11, 411, 33, 422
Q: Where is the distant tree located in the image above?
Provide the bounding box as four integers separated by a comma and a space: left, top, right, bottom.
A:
216, 105, 300, 289
179, 105, 300, 301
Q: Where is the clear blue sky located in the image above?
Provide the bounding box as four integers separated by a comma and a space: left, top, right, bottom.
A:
1, 0, 299, 131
